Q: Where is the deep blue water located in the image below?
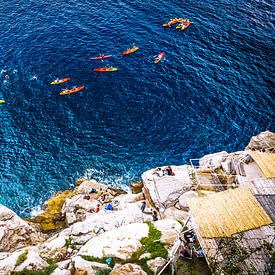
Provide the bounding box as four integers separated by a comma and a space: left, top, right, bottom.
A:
0, 0, 274, 216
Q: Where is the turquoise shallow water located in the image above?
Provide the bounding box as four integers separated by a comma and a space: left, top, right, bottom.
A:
0, 0, 274, 216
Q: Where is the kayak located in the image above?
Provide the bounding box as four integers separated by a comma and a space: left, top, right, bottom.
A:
154, 52, 165, 64
90, 55, 112, 60
162, 18, 184, 27
51, 77, 71, 85
93, 67, 118, 72
122, 46, 139, 55
176, 21, 192, 30
60, 86, 85, 95
0, 100, 5, 104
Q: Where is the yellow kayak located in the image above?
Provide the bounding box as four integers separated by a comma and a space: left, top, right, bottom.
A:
93, 67, 118, 72
123, 46, 139, 55
0, 100, 5, 104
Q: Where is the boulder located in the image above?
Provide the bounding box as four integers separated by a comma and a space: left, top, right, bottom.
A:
147, 257, 167, 274
0, 204, 42, 252
178, 191, 199, 210
141, 165, 193, 209
57, 259, 71, 270
113, 194, 144, 209
73, 256, 109, 275
70, 203, 143, 236
78, 223, 149, 260
245, 131, 275, 151
25, 190, 75, 232
52, 268, 71, 275
76, 180, 106, 195
0, 248, 48, 273
153, 219, 182, 246
130, 182, 144, 194
14, 250, 49, 271
139, 253, 151, 260
163, 207, 188, 222
199, 151, 228, 169
110, 263, 147, 275
62, 195, 99, 225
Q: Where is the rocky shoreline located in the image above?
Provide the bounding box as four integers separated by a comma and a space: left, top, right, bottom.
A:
0, 131, 274, 274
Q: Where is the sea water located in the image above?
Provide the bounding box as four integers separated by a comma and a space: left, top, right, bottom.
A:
0, 0, 274, 216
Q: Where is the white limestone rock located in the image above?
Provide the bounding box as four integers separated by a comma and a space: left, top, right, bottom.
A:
71, 203, 143, 236
0, 204, 42, 252
139, 252, 151, 260
153, 219, 182, 246
76, 180, 104, 194
113, 194, 142, 209
147, 257, 167, 274
163, 207, 188, 222
199, 151, 228, 169
62, 195, 98, 225
142, 165, 193, 209
44, 235, 67, 252
78, 223, 149, 260
245, 131, 275, 151
73, 256, 109, 275
0, 248, 48, 273
52, 268, 71, 275
178, 191, 198, 210
14, 250, 49, 271
57, 259, 71, 270
110, 263, 147, 275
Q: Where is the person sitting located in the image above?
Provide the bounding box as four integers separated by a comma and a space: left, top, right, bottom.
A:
83, 194, 90, 200
179, 245, 192, 259
105, 203, 113, 211
244, 154, 253, 164
95, 204, 100, 213
152, 167, 163, 177
163, 166, 175, 176
89, 188, 97, 194
141, 201, 146, 212
184, 231, 196, 243
193, 247, 204, 258
152, 211, 158, 221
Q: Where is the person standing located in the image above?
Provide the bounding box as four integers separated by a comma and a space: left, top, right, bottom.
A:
141, 201, 146, 212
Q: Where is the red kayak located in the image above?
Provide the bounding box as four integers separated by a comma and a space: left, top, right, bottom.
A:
154, 52, 165, 64
90, 55, 112, 60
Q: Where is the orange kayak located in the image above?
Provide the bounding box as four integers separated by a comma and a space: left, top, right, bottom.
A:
122, 46, 139, 55
154, 52, 165, 64
60, 86, 85, 95
51, 77, 71, 85
162, 18, 184, 27
176, 21, 192, 31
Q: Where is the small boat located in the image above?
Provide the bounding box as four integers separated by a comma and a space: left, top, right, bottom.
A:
122, 46, 139, 55
0, 100, 5, 104
162, 18, 184, 27
51, 77, 71, 85
93, 67, 118, 72
90, 55, 113, 60
60, 86, 85, 95
154, 52, 165, 64
176, 21, 192, 31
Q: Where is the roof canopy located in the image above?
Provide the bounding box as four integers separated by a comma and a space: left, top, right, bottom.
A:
246, 150, 275, 178
188, 187, 272, 238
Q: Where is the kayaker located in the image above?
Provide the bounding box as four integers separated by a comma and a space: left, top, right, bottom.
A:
155, 56, 161, 63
